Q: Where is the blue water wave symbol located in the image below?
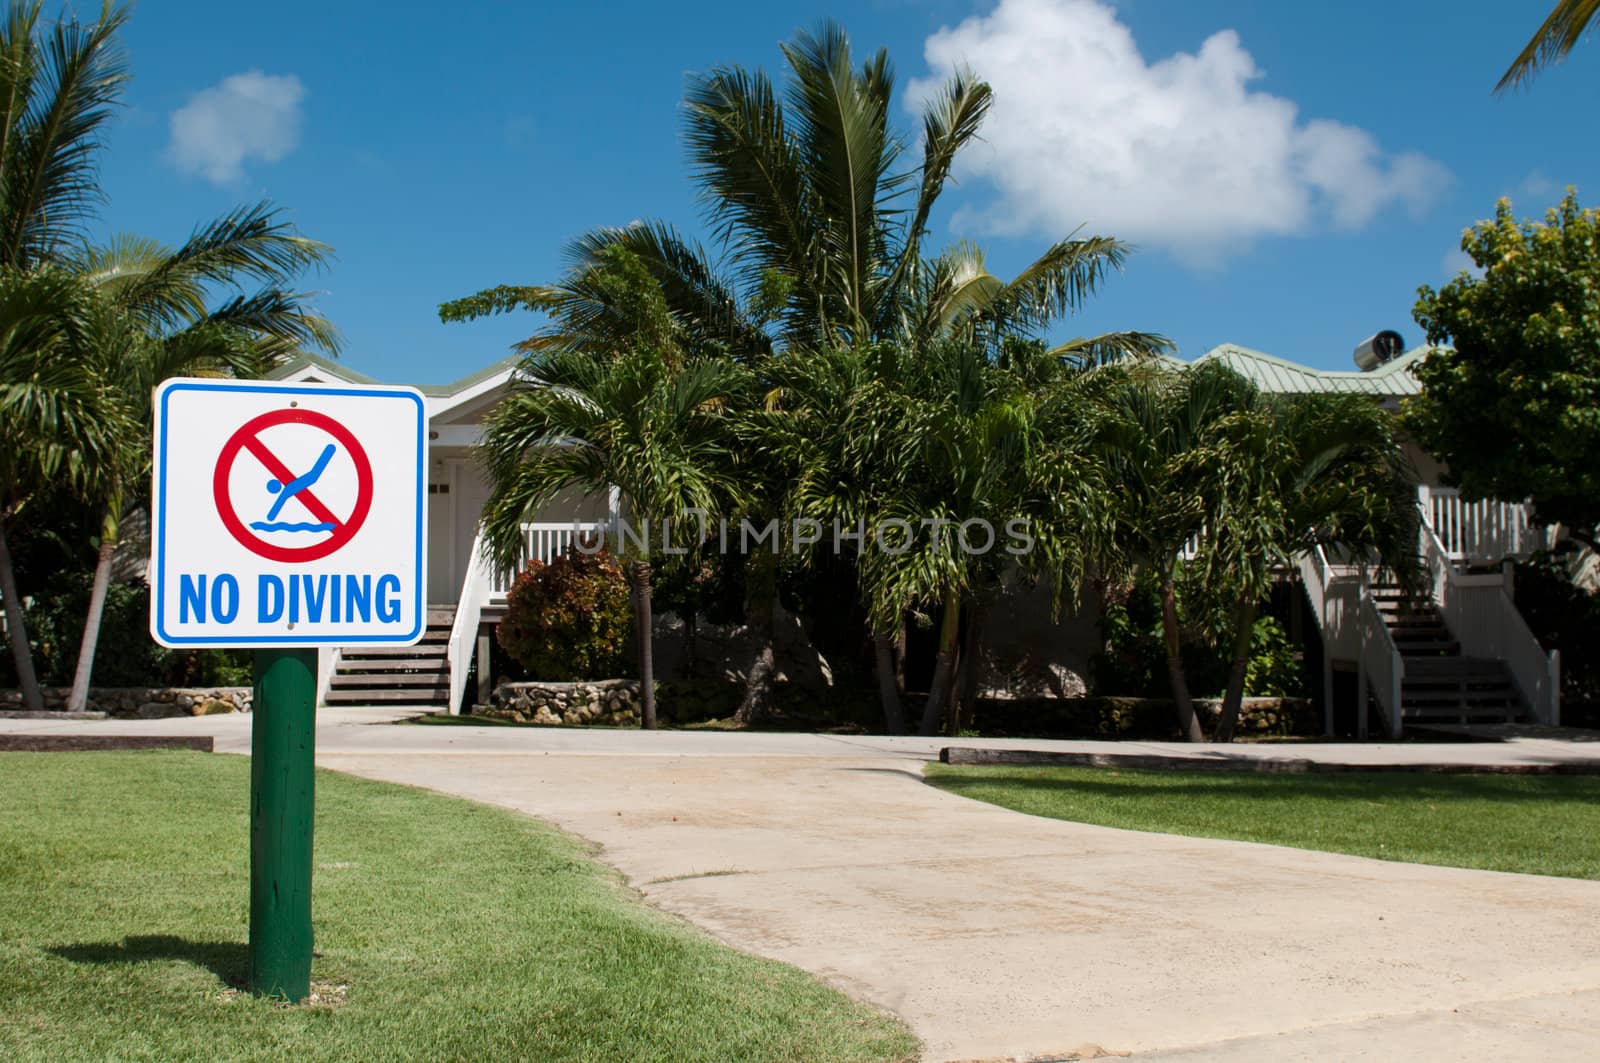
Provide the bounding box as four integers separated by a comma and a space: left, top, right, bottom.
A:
249, 521, 337, 533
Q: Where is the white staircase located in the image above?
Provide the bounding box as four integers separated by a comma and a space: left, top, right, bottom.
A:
1299, 489, 1561, 737
325, 608, 454, 707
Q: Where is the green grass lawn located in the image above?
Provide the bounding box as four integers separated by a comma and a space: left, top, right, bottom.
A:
925, 764, 1600, 879
0, 752, 915, 1062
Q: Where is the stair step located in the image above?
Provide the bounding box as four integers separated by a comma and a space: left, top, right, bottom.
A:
334, 658, 449, 672
1404, 695, 1518, 710
1404, 709, 1523, 722
326, 688, 446, 704
340, 645, 446, 660
330, 672, 446, 687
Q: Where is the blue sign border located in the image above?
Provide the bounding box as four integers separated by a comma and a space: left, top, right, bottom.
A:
152, 379, 427, 647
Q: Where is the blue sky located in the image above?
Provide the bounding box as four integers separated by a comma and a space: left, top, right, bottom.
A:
89, 0, 1599, 384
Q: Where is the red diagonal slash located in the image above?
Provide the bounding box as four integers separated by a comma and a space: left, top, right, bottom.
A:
241, 435, 342, 527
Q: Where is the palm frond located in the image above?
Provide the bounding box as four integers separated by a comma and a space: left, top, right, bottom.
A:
1497, 0, 1599, 92
780, 21, 905, 340
562, 222, 769, 357
1047, 330, 1174, 368
982, 234, 1131, 332
684, 63, 817, 289
97, 203, 333, 331
0, 2, 129, 268
438, 284, 552, 324
900, 67, 990, 274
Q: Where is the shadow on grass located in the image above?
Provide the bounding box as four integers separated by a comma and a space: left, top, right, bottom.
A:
928, 770, 1600, 806
49, 936, 249, 989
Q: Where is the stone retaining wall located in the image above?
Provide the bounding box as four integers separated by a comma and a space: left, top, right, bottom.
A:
487, 680, 642, 727
0, 687, 251, 719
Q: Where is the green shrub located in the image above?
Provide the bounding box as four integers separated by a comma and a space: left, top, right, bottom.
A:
1243, 616, 1306, 697
1090, 572, 1304, 698
1514, 548, 1600, 703
1090, 571, 1228, 697
496, 549, 632, 681
0, 575, 250, 688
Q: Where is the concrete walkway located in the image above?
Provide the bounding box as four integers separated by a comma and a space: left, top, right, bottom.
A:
7, 711, 1600, 1060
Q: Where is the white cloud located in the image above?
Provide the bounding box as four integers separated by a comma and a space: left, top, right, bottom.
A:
168, 71, 306, 184
1515, 170, 1558, 202
911, 0, 1450, 265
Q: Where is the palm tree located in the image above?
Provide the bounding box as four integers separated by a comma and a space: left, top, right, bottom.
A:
1194, 390, 1422, 742
443, 23, 1162, 725
1093, 360, 1260, 741
0, 1, 128, 710
753, 337, 1106, 735
1498, 1, 1598, 92
0, 268, 126, 710
478, 249, 747, 728
748, 343, 921, 731
61, 205, 338, 712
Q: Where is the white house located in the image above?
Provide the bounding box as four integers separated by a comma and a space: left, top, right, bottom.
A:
271, 338, 1561, 736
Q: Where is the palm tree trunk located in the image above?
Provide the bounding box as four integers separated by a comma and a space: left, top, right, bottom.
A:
67, 523, 118, 714
951, 603, 986, 737
0, 518, 44, 713
919, 589, 962, 736
629, 560, 657, 730
873, 633, 906, 734
1159, 576, 1204, 742
1213, 599, 1258, 744
734, 551, 777, 726
894, 614, 908, 695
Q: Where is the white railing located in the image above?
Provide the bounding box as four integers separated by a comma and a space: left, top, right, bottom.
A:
1419, 520, 1561, 725
1298, 548, 1335, 734
445, 530, 495, 715
1299, 547, 1364, 657
489, 521, 612, 596
315, 647, 342, 708
1299, 488, 1563, 736
1298, 546, 1372, 734
1419, 485, 1550, 564
1357, 584, 1405, 738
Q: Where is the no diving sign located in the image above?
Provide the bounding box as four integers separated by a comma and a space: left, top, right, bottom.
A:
151, 378, 427, 647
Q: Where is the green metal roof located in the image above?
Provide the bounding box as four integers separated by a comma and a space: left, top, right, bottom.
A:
414, 355, 521, 397
272, 344, 1430, 403
264, 351, 382, 386
1190, 343, 1430, 397
265, 352, 521, 397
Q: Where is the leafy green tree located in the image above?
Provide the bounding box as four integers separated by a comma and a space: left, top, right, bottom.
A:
477, 250, 748, 729
1498, 0, 1598, 91
61, 206, 338, 711
0, 1, 129, 711
1406, 191, 1600, 549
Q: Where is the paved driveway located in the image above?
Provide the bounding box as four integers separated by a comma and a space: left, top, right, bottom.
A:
7, 711, 1600, 1059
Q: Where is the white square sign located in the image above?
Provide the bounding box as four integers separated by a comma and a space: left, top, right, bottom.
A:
150, 378, 427, 647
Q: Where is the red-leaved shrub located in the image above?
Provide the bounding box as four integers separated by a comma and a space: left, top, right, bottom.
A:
496, 549, 632, 680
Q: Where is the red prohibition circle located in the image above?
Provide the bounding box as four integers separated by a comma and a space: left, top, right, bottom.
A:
213, 408, 374, 563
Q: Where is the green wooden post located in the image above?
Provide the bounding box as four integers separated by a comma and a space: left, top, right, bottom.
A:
250, 647, 317, 1001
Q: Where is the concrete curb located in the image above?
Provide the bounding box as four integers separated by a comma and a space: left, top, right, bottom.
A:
0, 711, 108, 721
0, 735, 214, 753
